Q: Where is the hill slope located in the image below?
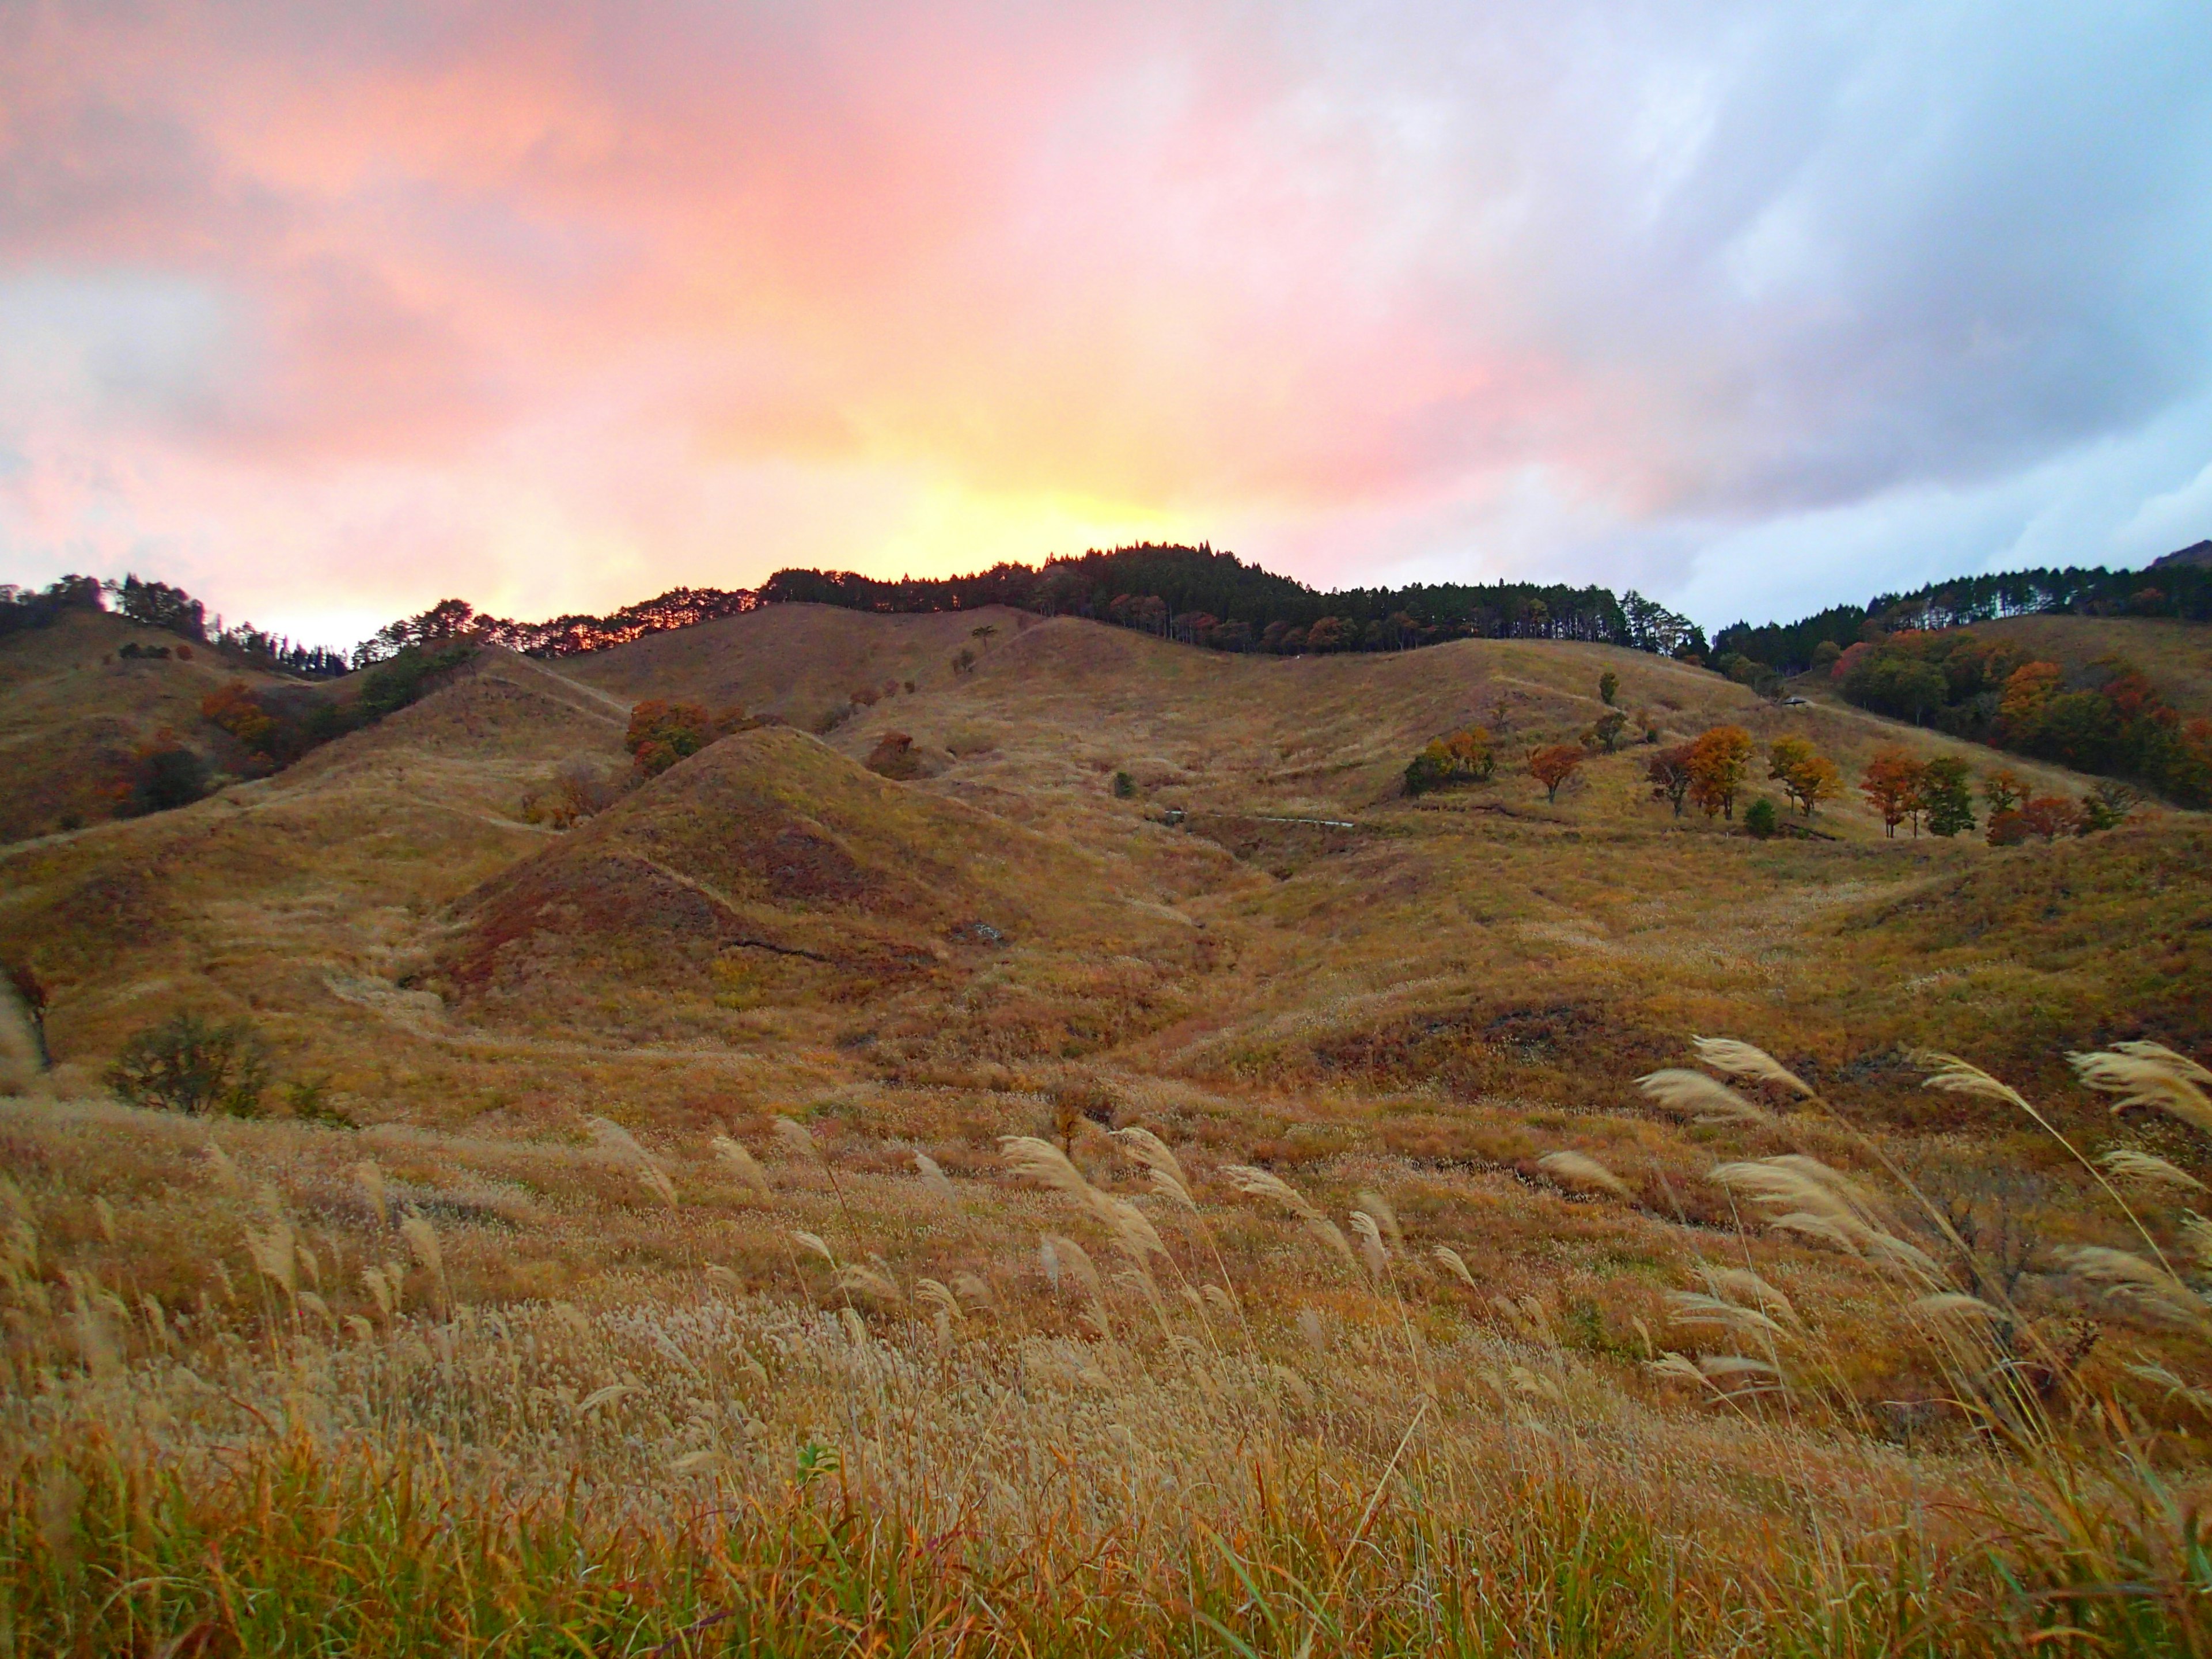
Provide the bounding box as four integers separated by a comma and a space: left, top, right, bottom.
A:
0, 609, 301, 841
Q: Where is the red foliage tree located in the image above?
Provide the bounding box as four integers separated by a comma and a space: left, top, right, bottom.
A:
1528, 744, 1584, 803
1859, 747, 1927, 838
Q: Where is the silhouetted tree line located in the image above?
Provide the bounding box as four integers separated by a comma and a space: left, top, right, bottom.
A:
0, 573, 348, 677
760, 545, 1709, 658
1714, 547, 2212, 673
351, 588, 760, 666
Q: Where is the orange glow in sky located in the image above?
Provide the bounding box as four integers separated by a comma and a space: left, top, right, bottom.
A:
3, 3, 2209, 643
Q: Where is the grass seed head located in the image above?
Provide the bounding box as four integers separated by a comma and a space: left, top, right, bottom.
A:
2070, 1050, 2212, 1135
1046, 1234, 1106, 1305
2056, 1245, 2207, 1327
836, 1263, 902, 1303
244, 1220, 297, 1298
1639, 1069, 1774, 1126
711, 1136, 772, 1199
1355, 1188, 1406, 1251
1665, 1290, 1785, 1338
2099, 1147, 2206, 1192
2109, 1040, 2212, 1085
772, 1117, 820, 1161
202, 1142, 243, 1194
1538, 1150, 1631, 1201
1111, 1126, 1190, 1192
1349, 1210, 1388, 1282
353, 1161, 388, 1228
399, 1213, 445, 1301
585, 1115, 648, 1161
1912, 1292, 2002, 1320
1918, 1053, 2033, 1115
1001, 1135, 1099, 1210
635, 1164, 679, 1208
1692, 1037, 1814, 1097
1433, 1246, 1479, 1290
913, 1151, 956, 1201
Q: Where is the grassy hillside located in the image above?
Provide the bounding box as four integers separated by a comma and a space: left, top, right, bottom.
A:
3, 603, 2210, 1653
563, 601, 1036, 723
1972, 612, 2212, 717
0, 609, 301, 842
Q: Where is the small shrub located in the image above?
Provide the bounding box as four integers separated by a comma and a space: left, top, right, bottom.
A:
950, 647, 977, 676
866, 732, 922, 780
1048, 1081, 1117, 1149
945, 728, 998, 757
1597, 671, 1619, 706
1744, 797, 1779, 839
627, 700, 744, 778
1111, 771, 1135, 798
1582, 710, 1628, 752
4, 963, 48, 1074
107, 1013, 270, 1116
283, 1077, 357, 1128
1405, 728, 1495, 796
2079, 778, 2139, 833
525, 763, 624, 828
2019, 794, 2084, 842
116, 737, 211, 817
1982, 767, 2028, 816
200, 681, 276, 756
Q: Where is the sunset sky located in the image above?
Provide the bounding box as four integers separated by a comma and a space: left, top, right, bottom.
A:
3, 2, 2210, 649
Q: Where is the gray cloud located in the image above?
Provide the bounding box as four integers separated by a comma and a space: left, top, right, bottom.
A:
0, 0, 2207, 634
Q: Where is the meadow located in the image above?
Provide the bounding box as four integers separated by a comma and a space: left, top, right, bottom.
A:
3, 603, 2210, 1654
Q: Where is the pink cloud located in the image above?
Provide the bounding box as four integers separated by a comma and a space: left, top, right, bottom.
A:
2, 2, 2207, 637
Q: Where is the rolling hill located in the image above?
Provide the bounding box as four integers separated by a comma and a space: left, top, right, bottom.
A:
6, 588, 2211, 1653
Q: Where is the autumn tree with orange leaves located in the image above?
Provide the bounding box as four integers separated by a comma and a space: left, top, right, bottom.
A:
1767, 735, 1840, 817
1528, 744, 1584, 804
1860, 747, 1927, 838
1687, 725, 1753, 820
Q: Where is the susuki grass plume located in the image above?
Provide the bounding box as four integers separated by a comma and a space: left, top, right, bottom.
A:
1537, 1150, 1631, 1202
1221, 1164, 1355, 1271
711, 1133, 773, 1200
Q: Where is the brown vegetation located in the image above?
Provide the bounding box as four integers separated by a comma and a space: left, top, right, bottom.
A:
3, 598, 2209, 1650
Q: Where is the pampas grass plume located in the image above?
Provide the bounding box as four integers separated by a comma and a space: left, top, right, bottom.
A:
1692, 1037, 1813, 1097
1639, 1069, 1773, 1126
1537, 1150, 1630, 1200
713, 1135, 772, 1199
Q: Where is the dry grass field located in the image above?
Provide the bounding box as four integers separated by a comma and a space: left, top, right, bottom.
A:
3, 603, 2210, 1654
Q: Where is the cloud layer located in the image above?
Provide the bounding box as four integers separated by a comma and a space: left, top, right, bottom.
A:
3, 1, 2209, 642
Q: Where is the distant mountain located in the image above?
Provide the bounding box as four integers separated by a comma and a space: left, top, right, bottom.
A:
2153, 539, 2212, 570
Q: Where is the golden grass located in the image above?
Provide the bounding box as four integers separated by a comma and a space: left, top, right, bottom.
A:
5, 604, 2211, 1651
7, 1031, 2212, 1654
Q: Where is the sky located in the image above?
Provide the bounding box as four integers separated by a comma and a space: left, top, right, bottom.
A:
3, 1, 2210, 650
